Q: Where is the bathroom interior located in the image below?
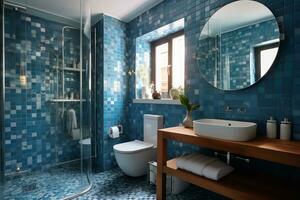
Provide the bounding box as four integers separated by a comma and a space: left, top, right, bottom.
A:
0, 0, 300, 199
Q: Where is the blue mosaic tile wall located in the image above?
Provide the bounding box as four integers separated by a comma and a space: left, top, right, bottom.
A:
92, 15, 128, 171
125, 0, 300, 179
293, 0, 300, 137
220, 19, 279, 89
91, 16, 103, 170
197, 36, 218, 90
4, 6, 81, 175
199, 19, 279, 90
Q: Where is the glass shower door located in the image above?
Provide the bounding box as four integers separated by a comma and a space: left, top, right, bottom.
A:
80, 0, 92, 179
0, 0, 92, 199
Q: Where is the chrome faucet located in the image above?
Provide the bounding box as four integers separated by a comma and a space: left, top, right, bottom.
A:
214, 151, 250, 165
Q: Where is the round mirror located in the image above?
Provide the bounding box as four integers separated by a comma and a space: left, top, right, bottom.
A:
197, 0, 280, 91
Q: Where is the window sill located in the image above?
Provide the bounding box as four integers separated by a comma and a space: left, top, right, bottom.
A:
132, 99, 181, 105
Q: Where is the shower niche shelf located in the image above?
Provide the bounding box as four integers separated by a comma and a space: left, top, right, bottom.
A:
49, 99, 86, 102
53, 67, 85, 72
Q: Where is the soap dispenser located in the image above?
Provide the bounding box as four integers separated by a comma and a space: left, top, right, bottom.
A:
266, 117, 277, 139
280, 118, 291, 140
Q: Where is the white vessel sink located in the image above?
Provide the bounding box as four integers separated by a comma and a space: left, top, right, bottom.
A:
193, 119, 257, 141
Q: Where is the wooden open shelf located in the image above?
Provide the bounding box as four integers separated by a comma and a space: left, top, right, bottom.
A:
156, 126, 300, 200
166, 159, 299, 200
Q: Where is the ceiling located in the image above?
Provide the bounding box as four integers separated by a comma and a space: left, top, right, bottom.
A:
8, 0, 164, 23
201, 0, 275, 37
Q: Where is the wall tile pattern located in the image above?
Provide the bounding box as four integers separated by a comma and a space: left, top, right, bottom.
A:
4, 6, 81, 174
199, 19, 279, 89
92, 15, 128, 171
125, 0, 300, 180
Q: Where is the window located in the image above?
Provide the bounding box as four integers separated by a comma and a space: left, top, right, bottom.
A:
151, 31, 185, 98
255, 43, 279, 79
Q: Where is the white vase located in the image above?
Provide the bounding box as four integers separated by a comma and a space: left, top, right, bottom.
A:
183, 111, 193, 128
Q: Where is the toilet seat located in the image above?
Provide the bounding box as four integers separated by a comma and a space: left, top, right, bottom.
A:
113, 140, 153, 154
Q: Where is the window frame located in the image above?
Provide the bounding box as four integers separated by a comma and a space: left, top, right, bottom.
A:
254, 42, 279, 80
150, 30, 185, 92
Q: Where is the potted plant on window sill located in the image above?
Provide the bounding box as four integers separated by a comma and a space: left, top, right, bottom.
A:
179, 94, 200, 128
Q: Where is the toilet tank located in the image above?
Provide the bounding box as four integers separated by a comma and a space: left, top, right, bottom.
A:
144, 114, 164, 146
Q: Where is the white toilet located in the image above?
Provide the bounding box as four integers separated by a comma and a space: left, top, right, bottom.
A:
113, 114, 163, 177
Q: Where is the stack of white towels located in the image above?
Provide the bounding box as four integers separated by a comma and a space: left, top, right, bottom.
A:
176, 153, 234, 181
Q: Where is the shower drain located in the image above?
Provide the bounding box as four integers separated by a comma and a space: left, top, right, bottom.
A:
22, 183, 37, 192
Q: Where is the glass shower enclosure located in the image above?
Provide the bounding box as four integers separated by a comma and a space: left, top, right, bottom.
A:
0, 0, 92, 199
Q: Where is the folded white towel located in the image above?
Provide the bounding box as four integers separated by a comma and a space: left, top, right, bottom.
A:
176, 153, 234, 180
202, 160, 234, 181
176, 153, 217, 176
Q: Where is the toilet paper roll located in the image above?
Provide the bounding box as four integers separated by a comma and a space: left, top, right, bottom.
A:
109, 126, 120, 138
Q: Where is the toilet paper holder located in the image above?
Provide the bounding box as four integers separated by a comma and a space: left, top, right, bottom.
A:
108, 125, 123, 139
109, 125, 123, 134
117, 125, 123, 134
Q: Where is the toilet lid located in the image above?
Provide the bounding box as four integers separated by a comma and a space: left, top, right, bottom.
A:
113, 140, 154, 154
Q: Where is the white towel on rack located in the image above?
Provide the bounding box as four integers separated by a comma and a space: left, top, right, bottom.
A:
66, 109, 78, 138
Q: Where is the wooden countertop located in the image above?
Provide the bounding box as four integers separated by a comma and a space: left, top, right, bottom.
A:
158, 126, 300, 168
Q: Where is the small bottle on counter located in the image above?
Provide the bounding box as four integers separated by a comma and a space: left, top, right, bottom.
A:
266, 117, 277, 139
280, 118, 292, 140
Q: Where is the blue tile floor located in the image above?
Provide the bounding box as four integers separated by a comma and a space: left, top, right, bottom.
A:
0, 161, 90, 200
0, 164, 228, 200
78, 168, 228, 200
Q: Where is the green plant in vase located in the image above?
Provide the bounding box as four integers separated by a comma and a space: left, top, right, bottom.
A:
169, 86, 184, 100
179, 94, 200, 128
